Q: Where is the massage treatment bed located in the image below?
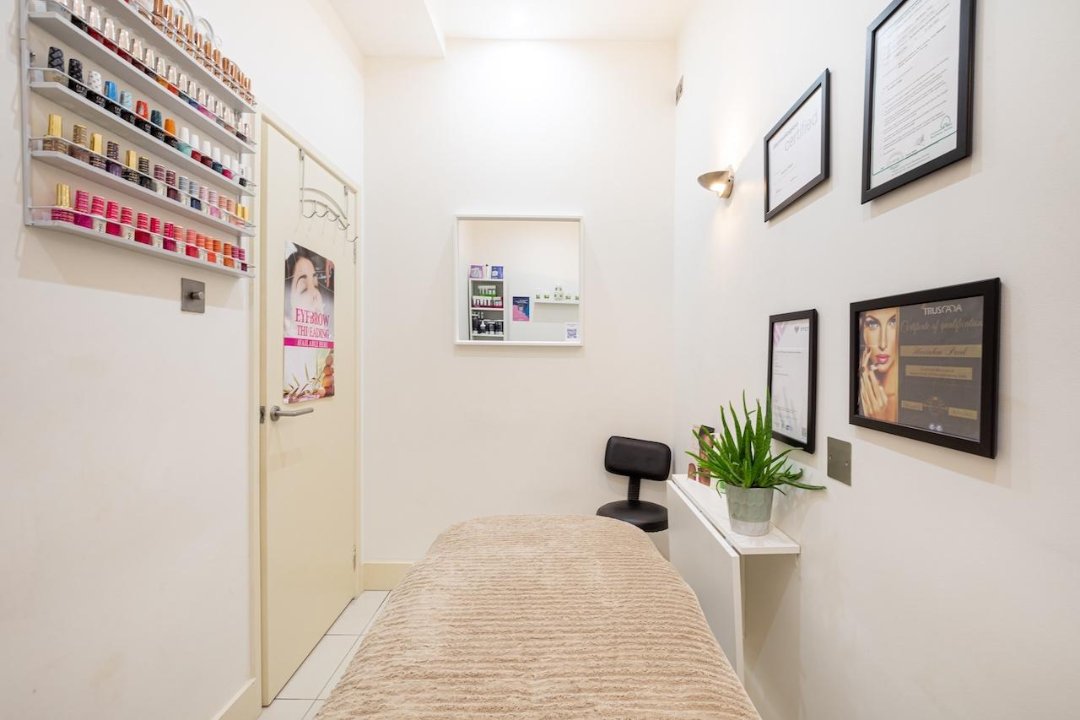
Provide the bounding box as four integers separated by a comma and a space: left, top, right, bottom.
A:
318, 515, 760, 719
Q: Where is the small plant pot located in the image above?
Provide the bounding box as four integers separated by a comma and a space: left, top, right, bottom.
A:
724, 485, 774, 536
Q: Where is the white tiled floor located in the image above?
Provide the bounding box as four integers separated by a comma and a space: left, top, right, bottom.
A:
258, 591, 389, 720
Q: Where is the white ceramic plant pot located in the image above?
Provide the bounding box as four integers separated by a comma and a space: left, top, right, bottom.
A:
724, 485, 774, 536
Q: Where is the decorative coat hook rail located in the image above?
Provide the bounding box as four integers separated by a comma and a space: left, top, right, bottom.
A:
299, 149, 356, 243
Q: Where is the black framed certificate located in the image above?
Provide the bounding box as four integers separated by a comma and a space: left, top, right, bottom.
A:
768, 310, 818, 453
849, 279, 1000, 457
765, 70, 830, 221
861, 0, 976, 203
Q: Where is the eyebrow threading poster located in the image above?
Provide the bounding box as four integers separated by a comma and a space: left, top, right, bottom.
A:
283, 242, 336, 404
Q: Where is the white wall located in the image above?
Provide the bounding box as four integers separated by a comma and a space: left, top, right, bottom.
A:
362, 39, 675, 562
673, 1, 1080, 719
0, 1, 363, 718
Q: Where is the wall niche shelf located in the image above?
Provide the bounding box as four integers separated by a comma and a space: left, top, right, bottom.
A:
20, 0, 257, 279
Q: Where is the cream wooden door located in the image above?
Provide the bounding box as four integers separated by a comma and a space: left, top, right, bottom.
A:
259, 122, 359, 703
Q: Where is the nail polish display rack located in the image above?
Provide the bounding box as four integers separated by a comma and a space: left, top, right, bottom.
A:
19, 0, 257, 278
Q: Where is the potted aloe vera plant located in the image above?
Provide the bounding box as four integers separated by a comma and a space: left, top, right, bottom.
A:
688, 393, 824, 536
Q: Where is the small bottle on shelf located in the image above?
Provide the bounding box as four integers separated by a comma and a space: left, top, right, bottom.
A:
51, 183, 74, 224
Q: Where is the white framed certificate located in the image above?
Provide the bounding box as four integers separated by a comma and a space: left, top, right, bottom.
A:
861, 0, 976, 202
768, 310, 818, 453
764, 70, 830, 221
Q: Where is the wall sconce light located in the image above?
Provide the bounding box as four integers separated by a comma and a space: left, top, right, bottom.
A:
698, 169, 735, 199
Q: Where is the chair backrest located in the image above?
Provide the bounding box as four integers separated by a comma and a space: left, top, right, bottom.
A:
604, 436, 671, 482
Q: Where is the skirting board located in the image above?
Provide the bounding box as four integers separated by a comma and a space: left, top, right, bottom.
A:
211, 678, 259, 720
362, 562, 413, 590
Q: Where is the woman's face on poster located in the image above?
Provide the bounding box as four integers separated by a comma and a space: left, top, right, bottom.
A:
862, 307, 898, 373
290, 256, 324, 314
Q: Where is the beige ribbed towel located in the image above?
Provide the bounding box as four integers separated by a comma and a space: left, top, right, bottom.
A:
318, 515, 760, 719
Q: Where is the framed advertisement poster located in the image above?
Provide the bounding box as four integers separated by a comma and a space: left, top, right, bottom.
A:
861, 0, 976, 203
283, 242, 336, 404
764, 70, 830, 222
768, 310, 818, 453
849, 278, 1000, 457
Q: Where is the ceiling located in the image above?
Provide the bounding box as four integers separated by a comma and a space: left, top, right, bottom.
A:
429, 0, 696, 41
327, 0, 696, 58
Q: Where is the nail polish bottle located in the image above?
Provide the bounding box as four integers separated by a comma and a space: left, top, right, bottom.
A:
119, 90, 135, 123
122, 150, 140, 183
189, 132, 202, 162
166, 65, 179, 95
189, 181, 202, 211
149, 216, 162, 244
104, 80, 121, 116
137, 156, 156, 192
202, 139, 216, 168
87, 70, 106, 107
130, 37, 146, 73
153, 164, 167, 196
166, 170, 180, 202
134, 211, 152, 244
211, 146, 222, 174
221, 154, 233, 180
52, 183, 75, 223
120, 207, 136, 241
105, 200, 121, 236
238, 162, 248, 188
73, 190, 94, 229
68, 124, 90, 163
177, 72, 191, 103
163, 118, 179, 149
88, 133, 106, 170
47, 46, 65, 76
90, 195, 107, 232
43, 113, 65, 153
162, 222, 177, 252
117, 27, 132, 63
70, 0, 88, 31
67, 58, 86, 97
178, 176, 190, 197
105, 140, 123, 176
102, 17, 119, 52
142, 47, 157, 79
178, 126, 192, 156
155, 58, 170, 90
149, 109, 165, 141
134, 100, 152, 134
87, 6, 104, 42
185, 228, 199, 258
151, 0, 165, 30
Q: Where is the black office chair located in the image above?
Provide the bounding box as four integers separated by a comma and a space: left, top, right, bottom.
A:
596, 436, 672, 533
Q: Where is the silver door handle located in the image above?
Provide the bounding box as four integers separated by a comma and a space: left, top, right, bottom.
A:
269, 405, 315, 421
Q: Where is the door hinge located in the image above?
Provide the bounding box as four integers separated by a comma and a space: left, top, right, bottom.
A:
259, 405, 266, 424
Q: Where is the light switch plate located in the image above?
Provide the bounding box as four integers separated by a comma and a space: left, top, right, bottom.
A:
181, 278, 205, 313
827, 437, 852, 485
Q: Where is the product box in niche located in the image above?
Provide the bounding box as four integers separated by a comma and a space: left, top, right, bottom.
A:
283, 242, 335, 404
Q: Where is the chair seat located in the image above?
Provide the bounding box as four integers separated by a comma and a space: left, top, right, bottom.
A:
596, 500, 668, 533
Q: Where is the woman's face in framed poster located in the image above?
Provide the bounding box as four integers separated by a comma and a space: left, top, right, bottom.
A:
859, 307, 900, 422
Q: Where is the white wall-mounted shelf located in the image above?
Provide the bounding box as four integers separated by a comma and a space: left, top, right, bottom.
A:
32, 149, 252, 237
91, 0, 256, 113
669, 474, 800, 555
29, 216, 252, 277
535, 299, 579, 305
28, 10, 254, 155
29, 79, 254, 198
